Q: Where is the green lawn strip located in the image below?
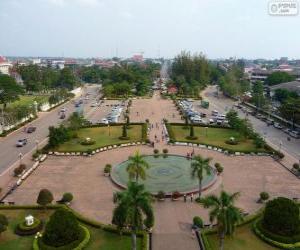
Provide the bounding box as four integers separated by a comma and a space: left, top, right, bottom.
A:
56, 125, 143, 152
0, 208, 142, 250
206, 222, 277, 250
170, 125, 267, 153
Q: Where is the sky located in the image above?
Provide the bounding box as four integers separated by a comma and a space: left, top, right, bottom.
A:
0, 0, 300, 59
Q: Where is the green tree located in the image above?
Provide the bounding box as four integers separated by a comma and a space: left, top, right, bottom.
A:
0, 214, 8, 237
274, 89, 298, 103
48, 125, 71, 147
65, 112, 88, 131
0, 74, 24, 108
126, 151, 149, 182
61, 192, 74, 203
37, 189, 53, 210
191, 155, 212, 197
252, 81, 265, 109
112, 182, 154, 250
58, 67, 76, 89
266, 71, 295, 86
279, 97, 300, 128
199, 191, 243, 250
121, 124, 128, 138
42, 208, 81, 247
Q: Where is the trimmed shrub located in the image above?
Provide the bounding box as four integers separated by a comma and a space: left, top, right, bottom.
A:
214, 163, 223, 174
61, 193, 73, 203
293, 163, 300, 170
260, 192, 269, 202
80, 138, 95, 146
157, 191, 165, 200
104, 164, 112, 174
162, 148, 168, 154
193, 216, 203, 228
42, 209, 81, 247
14, 164, 26, 177
263, 197, 300, 236
15, 218, 43, 236
153, 149, 159, 154
37, 189, 53, 208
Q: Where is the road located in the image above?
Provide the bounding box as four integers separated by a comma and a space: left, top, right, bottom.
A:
202, 85, 300, 160
0, 84, 101, 174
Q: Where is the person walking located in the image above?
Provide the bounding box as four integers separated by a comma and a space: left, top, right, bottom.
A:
184, 194, 187, 202
190, 193, 194, 202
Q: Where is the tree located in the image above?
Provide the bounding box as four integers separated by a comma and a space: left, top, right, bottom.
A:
0, 74, 24, 108
42, 209, 81, 247
274, 89, 298, 103
252, 81, 265, 109
126, 151, 149, 182
263, 197, 300, 236
121, 124, 128, 139
199, 191, 243, 250
191, 155, 212, 197
65, 112, 88, 131
112, 182, 154, 250
58, 67, 76, 89
190, 125, 195, 137
37, 189, 53, 210
0, 214, 8, 237
266, 71, 295, 86
48, 125, 71, 147
279, 97, 300, 128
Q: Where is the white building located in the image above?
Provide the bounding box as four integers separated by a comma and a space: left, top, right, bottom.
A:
0, 56, 12, 75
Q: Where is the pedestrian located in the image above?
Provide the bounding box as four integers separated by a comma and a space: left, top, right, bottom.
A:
191, 228, 195, 239
184, 194, 187, 202
191, 193, 194, 202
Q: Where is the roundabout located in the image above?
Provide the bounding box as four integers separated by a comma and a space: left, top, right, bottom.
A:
110, 155, 217, 195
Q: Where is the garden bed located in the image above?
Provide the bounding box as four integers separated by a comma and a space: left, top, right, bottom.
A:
0, 206, 145, 250
167, 124, 271, 153
55, 124, 146, 152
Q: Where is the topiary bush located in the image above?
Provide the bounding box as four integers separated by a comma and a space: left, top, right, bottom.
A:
42, 208, 82, 247
157, 191, 165, 200
104, 164, 112, 174
259, 192, 270, 202
263, 197, 300, 237
14, 164, 26, 177
293, 163, 299, 170
193, 216, 203, 228
61, 193, 74, 203
214, 163, 223, 174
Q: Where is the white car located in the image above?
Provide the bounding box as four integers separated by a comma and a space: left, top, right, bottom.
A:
101, 118, 109, 124
60, 107, 67, 112
274, 123, 283, 129
90, 103, 98, 107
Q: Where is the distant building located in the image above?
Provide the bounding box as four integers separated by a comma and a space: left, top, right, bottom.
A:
0, 56, 12, 75
249, 68, 300, 83
269, 80, 300, 97
132, 54, 143, 63
167, 85, 178, 94
94, 59, 117, 68
31, 58, 41, 65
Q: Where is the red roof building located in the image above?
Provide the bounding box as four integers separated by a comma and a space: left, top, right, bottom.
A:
167, 85, 178, 94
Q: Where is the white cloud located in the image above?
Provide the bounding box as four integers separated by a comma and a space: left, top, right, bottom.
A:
46, 0, 101, 6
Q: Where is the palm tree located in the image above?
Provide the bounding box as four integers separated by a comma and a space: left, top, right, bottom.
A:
127, 151, 149, 182
191, 155, 212, 198
112, 182, 154, 250
199, 191, 243, 250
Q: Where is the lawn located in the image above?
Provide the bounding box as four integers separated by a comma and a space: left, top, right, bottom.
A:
2, 95, 49, 109
0, 208, 142, 250
56, 125, 144, 152
170, 125, 267, 153
205, 222, 277, 250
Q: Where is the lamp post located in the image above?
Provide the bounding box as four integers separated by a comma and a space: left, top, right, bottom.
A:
19, 152, 23, 165
205, 127, 208, 137
35, 139, 39, 151
279, 141, 282, 153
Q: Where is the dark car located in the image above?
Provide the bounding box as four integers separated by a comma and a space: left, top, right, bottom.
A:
60, 113, 66, 119
16, 139, 27, 147
27, 127, 36, 133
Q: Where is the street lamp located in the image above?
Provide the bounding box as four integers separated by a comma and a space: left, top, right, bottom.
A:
35, 139, 39, 151
205, 127, 208, 137
19, 152, 23, 165
279, 141, 282, 153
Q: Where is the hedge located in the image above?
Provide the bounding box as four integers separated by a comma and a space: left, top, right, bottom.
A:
15, 219, 43, 236
33, 225, 89, 250
253, 220, 300, 249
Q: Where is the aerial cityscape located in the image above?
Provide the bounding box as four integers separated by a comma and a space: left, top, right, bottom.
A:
0, 0, 300, 250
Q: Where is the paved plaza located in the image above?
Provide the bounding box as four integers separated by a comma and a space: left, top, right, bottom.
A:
3, 91, 300, 250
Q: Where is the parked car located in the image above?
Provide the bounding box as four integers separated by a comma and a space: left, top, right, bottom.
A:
283, 128, 292, 134
61, 107, 67, 112
209, 119, 215, 124
60, 113, 66, 119
289, 131, 300, 139
274, 122, 283, 129
266, 119, 274, 126
101, 118, 109, 124
26, 127, 36, 133
16, 139, 27, 147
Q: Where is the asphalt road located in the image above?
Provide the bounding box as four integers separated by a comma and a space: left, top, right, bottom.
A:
0, 84, 101, 174
202, 85, 300, 160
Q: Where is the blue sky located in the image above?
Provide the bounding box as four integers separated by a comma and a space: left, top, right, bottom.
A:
0, 0, 299, 59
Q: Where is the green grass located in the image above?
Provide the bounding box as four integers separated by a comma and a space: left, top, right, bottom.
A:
1, 95, 49, 109
206, 223, 277, 250
170, 125, 267, 153
56, 125, 143, 152
0, 209, 142, 250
